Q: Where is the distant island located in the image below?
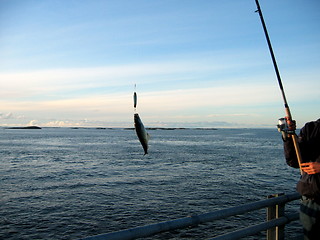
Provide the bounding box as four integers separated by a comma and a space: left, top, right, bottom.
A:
70, 127, 112, 130
7, 126, 42, 129
124, 127, 217, 130
3, 126, 217, 130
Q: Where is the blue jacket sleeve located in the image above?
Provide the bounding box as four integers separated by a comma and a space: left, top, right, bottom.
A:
284, 119, 320, 168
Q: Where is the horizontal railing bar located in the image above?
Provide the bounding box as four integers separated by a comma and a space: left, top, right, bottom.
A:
79, 192, 300, 240
208, 212, 299, 240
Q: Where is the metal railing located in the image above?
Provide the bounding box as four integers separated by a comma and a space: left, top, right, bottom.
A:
79, 192, 301, 240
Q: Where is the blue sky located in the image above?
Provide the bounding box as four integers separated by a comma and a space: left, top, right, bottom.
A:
0, 0, 319, 128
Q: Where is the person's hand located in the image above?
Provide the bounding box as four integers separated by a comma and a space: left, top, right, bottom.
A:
300, 162, 320, 175
286, 118, 296, 132
277, 117, 296, 140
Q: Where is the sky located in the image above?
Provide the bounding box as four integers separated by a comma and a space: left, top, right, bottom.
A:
0, 0, 319, 128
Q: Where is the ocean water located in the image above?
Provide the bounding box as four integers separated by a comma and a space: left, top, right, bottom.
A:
0, 128, 302, 239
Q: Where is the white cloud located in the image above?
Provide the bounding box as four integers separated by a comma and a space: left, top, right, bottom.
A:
0, 52, 319, 128
0, 76, 318, 126
0, 112, 13, 119
0, 112, 25, 120
0, 50, 266, 99
0, 60, 220, 95
139, 83, 280, 111
43, 120, 82, 127
28, 120, 38, 126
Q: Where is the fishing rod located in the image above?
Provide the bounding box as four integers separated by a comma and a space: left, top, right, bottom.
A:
255, 0, 303, 174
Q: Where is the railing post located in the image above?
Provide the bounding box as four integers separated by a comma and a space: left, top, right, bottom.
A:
267, 193, 285, 240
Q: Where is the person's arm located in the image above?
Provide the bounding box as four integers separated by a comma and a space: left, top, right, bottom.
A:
283, 136, 300, 168
283, 119, 300, 168
286, 120, 320, 174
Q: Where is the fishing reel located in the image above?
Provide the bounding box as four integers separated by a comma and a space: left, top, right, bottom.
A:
277, 117, 295, 141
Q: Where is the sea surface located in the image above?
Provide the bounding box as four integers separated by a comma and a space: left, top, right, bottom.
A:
0, 128, 302, 239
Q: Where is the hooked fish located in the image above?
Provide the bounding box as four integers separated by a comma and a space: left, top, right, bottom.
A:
134, 113, 150, 155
